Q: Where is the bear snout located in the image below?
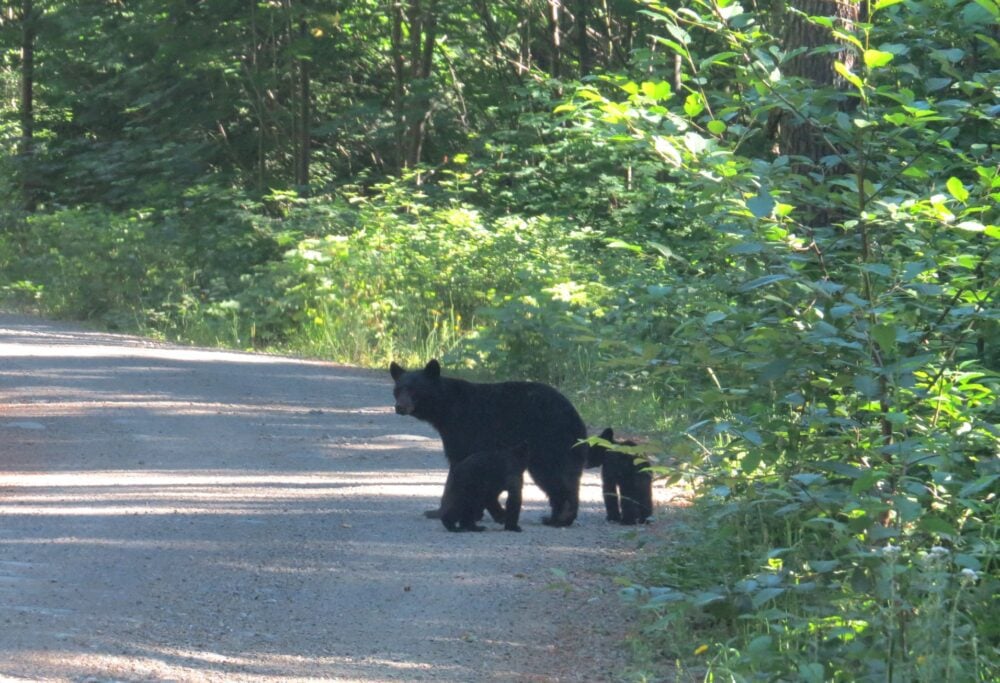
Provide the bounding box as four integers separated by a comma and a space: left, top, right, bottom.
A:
394, 394, 415, 415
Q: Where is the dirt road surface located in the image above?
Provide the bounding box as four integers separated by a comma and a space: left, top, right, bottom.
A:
0, 313, 655, 682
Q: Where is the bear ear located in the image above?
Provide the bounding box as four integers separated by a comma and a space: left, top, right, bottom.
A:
389, 361, 405, 380
424, 359, 441, 379
599, 427, 615, 441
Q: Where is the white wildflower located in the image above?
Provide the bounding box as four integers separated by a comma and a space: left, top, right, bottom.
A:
960, 568, 979, 583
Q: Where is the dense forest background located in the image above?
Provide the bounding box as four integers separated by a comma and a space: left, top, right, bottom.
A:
1, 0, 997, 679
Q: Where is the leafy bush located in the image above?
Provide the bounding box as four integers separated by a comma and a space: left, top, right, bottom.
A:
562, 1, 999, 680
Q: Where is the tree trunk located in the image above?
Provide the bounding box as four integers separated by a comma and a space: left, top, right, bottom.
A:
778, 0, 859, 166
547, 0, 562, 78
575, 0, 591, 76
296, 18, 311, 191
406, 0, 437, 170
518, 7, 532, 75
19, 0, 37, 212
390, 0, 406, 173
598, 0, 615, 68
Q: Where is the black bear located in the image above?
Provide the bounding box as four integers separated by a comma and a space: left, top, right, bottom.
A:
440, 444, 530, 532
389, 359, 587, 527
588, 427, 654, 525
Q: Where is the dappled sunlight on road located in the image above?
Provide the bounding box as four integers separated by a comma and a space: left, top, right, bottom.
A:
9, 645, 467, 682
0, 469, 447, 516
0, 469, 614, 519
1, 399, 393, 417
0, 313, 639, 682
0, 336, 322, 366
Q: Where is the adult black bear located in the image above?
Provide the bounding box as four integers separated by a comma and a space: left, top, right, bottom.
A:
588, 427, 654, 525
389, 359, 587, 527
440, 444, 530, 532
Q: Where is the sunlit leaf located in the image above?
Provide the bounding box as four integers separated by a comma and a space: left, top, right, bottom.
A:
946, 176, 970, 202
652, 136, 683, 166
864, 49, 894, 68
684, 92, 705, 117
835, 61, 865, 92
641, 81, 673, 100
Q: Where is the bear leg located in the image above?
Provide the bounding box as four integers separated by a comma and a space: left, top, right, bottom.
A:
602, 469, 623, 522
484, 496, 506, 524
541, 494, 578, 527
530, 461, 582, 527
503, 476, 524, 532
620, 494, 639, 525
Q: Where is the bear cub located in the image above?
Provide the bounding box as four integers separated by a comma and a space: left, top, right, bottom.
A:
441, 444, 530, 532
390, 359, 587, 527
587, 427, 654, 525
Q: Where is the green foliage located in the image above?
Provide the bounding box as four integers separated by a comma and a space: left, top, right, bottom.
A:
566, 0, 999, 680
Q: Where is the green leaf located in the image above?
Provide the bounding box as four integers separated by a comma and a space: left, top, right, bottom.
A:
748, 635, 773, 655
684, 92, 705, 117
651, 36, 690, 59
746, 192, 775, 218
751, 586, 785, 608
864, 49, 894, 68
973, 0, 1000, 17
791, 473, 825, 487
808, 560, 840, 573
707, 119, 727, 135
739, 273, 790, 292
854, 374, 880, 397
832, 30, 864, 52
946, 176, 970, 202
700, 51, 741, 69
935, 48, 966, 63
960, 474, 1000, 498
919, 516, 957, 537
641, 80, 673, 100
853, 469, 887, 494
893, 495, 924, 522
694, 590, 726, 607
862, 263, 892, 277
799, 663, 826, 683
741, 450, 762, 473
871, 323, 897, 351
873, 0, 905, 9
835, 61, 865, 92
607, 239, 644, 253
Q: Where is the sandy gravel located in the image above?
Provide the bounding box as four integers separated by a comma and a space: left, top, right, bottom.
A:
0, 312, 667, 682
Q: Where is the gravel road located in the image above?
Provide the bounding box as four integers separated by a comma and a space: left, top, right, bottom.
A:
0, 313, 660, 682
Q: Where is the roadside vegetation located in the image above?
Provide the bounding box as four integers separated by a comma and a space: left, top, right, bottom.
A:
1, 1, 996, 680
